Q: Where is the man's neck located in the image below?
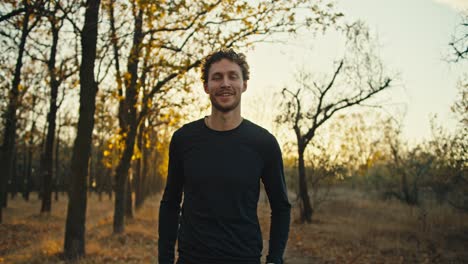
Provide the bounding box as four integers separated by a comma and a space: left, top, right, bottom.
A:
206, 109, 243, 131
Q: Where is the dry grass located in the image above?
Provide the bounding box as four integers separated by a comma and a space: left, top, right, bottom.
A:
286, 187, 468, 263
1, 188, 467, 263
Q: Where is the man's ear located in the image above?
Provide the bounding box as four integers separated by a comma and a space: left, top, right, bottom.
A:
242, 81, 247, 93
203, 83, 209, 94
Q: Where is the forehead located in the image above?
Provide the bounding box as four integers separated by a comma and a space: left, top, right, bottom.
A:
208, 58, 242, 75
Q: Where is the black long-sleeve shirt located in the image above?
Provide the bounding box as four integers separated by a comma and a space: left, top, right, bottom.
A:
158, 118, 291, 264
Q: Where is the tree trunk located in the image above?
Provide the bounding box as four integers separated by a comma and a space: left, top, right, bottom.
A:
125, 173, 133, 219
0, 2, 31, 223
37, 123, 48, 200
24, 119, 35, 201
41, 19, 60, 214
113, 126, 137, 233
298, 144, 313, 223
134, 126, 143, 210
55, 123, 61, 201
113, 7, 142, 234
142, 143, 151, 196
63, 0, 100, 259
107, 170, 112, 200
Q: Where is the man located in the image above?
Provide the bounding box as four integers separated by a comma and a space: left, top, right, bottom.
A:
158, 49, 291, 264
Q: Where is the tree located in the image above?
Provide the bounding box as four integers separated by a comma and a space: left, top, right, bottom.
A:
277, 22, 392, 222
37, 0, 76, 213
0, 0, 41, 223
443, 11, 468, 210
63, 0, 101, 259
425, 83, 467, 211
24, 98, 39, 201
15, 65, 47, 201
105, 0, 342, 233
382, 118, 433, 206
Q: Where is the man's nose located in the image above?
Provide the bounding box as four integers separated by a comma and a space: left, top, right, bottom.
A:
221, 77, 231, 87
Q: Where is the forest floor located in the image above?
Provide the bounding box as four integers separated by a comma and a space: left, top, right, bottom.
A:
1, 187, 468, 263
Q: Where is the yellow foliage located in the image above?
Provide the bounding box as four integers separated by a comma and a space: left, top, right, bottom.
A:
242, 18, 252, 28
101, 131, 127, 169
367, 150, 383, 168
123, 72, 132, 83
132, 144, 142, 160
104, 161, 113, 169
71, 78, 80, 88
147, 98, 152, 108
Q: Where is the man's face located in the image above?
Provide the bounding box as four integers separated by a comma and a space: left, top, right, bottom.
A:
204, 58, 247, 113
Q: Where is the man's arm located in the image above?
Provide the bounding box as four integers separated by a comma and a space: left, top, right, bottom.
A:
158, 132, 184, 264
261, 136, 291, 264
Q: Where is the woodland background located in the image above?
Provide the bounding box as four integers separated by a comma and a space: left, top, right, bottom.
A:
0, 0, 467, 263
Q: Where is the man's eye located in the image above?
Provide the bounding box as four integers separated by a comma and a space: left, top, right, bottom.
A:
230, 74, 239, 79
212, 75, 222, 80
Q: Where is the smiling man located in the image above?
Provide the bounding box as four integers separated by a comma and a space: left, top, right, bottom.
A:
158, 49, 291, 264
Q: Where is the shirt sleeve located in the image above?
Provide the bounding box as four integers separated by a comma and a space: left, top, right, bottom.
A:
261, 136, 291, 264
158, 131, 184, 264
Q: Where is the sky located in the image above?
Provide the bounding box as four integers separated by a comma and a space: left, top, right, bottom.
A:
240, 0, 467, 144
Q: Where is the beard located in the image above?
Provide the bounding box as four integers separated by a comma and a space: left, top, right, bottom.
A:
209, 94, 241, 113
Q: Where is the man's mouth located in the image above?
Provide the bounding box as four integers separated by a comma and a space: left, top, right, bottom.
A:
216, 91, 234, 97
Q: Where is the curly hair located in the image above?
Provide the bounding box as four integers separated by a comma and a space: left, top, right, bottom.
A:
201, 49, 250, 84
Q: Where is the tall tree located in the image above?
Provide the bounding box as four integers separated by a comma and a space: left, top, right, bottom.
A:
63, 0, 101, 259
111, 1, 143, 233
134, 121, 147, 210
277, 22, 392, 222
39, 0, 75, 213
0, 0, 40, 223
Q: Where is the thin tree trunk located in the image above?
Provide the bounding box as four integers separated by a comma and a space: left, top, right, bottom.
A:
63, 0, 100, 259
106, 169, 112, 200
134, 125, 143, 210
113, 126, 137, 233
24, 119, 36, 201
113, 7, 143, 234
298, 144, 313, 223
41, 16, 60, 213
142, 142, 151, 197
0, 1, 31, 223
55, 123, 61, 201
37, 123, 48, 200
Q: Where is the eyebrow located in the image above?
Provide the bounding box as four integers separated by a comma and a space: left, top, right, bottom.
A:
211, 70, 240, 76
